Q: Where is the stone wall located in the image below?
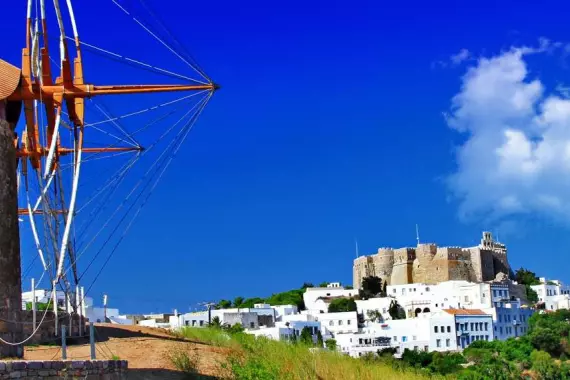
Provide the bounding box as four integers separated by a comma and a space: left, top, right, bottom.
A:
372, 248, 394, 285
390, 248, 415, 285
0, 360, 128, 379
17, 310, 86, 345
353, 232, 513, 288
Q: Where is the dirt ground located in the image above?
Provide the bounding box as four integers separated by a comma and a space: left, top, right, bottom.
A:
24, 324, 229, 379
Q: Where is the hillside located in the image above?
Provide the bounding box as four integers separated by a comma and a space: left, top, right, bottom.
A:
24, 324, 429, 380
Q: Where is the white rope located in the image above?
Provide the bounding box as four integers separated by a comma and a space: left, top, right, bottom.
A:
64, 0, 79, 39
111, 0, 210, 83
68, 37, 206, 84
52, 0, 66, 67
0, 289, 53, 346
85, 90, 208, 127
26, 192, 48, 271
43, 107, 62, 178
55, 134, 83, 280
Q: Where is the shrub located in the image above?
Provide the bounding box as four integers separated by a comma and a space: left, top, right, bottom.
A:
328, 298, 357, 313
325, 338, 336, 351
167, 347, 199, 378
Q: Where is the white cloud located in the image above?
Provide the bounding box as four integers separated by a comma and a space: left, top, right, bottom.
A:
447, 45, 570, 222
450, 49, 471, 65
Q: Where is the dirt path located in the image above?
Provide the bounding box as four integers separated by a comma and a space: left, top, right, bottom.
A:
24, 324, 228, 379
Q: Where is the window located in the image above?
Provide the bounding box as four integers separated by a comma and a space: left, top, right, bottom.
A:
479, 322, 483, 330
393, 336, 397, 342
434, 326, 438, 333
470, 323, 474, 331
436, 339, 441, 348
185, 321, 190, 326
199, 321, 204, 327
329, 321, 334, 326
441, 326, 444, 333
393, 289, 396, 294
426, 287, 430, 292
475, 323, 478, 331
414, 346, 418, 351
499, 315, 502, 322
446, 339, 450, 347
250, 322, 255, 328
485, 322, 488, 331
347, 320, 351, 325
464, 296, 469, 302
499, 327, 503, 334
424, 346, 429, 352
456, 323, 460, 331
192, 320, 197, 326
447, 326, 451, 333
338, 320, 343, 326
402, 336, 407, 342
413, 335, 417, 340
485, 335, 489, 341
493, 290, 497, 297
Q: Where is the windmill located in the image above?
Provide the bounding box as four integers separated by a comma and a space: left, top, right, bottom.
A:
0, 0, 218, 357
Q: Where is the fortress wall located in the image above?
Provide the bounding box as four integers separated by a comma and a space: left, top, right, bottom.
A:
353, 256, 373, 289
372, 248, 394, 285
391, 248, 415, 285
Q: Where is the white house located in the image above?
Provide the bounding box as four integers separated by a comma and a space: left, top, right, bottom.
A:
307, 311, 358, 336
445, 309, 494, 350
356, 298, 393, 322
531, 278, 570, 311
303, 283, 357, 313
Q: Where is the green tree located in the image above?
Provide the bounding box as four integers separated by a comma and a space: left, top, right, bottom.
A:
325, 339, 337, 351
300, 327, 313, 345
530, 328, 563, 357
217, 299, 232, 309
209, 316, 222, 328
233, 297, 244, 308
359, 276, 383, 299
318, 282, 329, 287
526, 286, 539, 303
366, 309, 383, 323
316, 330, 324, 347
238, 297, 266, 308
328, 298, 357, 313
515, 268, 541, 286
382, 281, 388, 297
388, 300, 405, 320
301, 282, 314, 289
531, 350, 561, 380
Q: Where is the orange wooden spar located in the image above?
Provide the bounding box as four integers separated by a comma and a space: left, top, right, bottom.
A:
18, 208, 66, 215
16, 145, 142, 159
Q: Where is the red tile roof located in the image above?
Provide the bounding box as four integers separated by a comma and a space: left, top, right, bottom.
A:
443, 309, 488, 316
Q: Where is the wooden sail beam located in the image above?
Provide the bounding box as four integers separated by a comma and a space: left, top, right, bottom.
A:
18, 208, 66, 215
8, 83, 217, 102
16, 145, 142, 159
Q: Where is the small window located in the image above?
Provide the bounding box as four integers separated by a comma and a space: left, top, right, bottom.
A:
329, 321, 334, 326
434, 326, 438, 333
347, 320, 351, 325
412, 335, 417, 340
447, 326, 451, 333
446, 339, 450, 347
199, 321, 204, 327
393, 336, 397, 342
436, 339, 441, 347
250, 322, 255, 328
338, 320, 343, 326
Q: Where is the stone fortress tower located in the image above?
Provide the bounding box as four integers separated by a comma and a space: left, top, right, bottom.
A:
353, 231, 511, 289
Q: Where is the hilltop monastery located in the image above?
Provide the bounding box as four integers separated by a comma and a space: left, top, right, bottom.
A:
353, 232, 511, 289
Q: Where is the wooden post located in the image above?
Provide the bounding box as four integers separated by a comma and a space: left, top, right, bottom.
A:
89, 322, 95, 359
61, 325, 67, 360
31, 278, 36, 330
0, 117, 23, 357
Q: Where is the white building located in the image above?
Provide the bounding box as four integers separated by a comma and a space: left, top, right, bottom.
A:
531, 278, 570, 311
356, 298, 392, 322
307, 311, 358, 336
446, 309, 494, 349
173, 303, 279, 330
482, 301, 534, 340
303, 283, 357, 313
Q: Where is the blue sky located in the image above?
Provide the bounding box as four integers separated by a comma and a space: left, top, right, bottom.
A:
3, 0, 570, 313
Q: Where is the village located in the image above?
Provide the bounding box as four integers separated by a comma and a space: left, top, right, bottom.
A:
22, 231, 568, 360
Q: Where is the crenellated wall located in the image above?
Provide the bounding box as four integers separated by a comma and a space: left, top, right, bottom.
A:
353, 232, 512, 287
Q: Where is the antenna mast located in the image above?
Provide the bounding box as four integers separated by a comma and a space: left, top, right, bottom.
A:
416, 224, 420, 245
